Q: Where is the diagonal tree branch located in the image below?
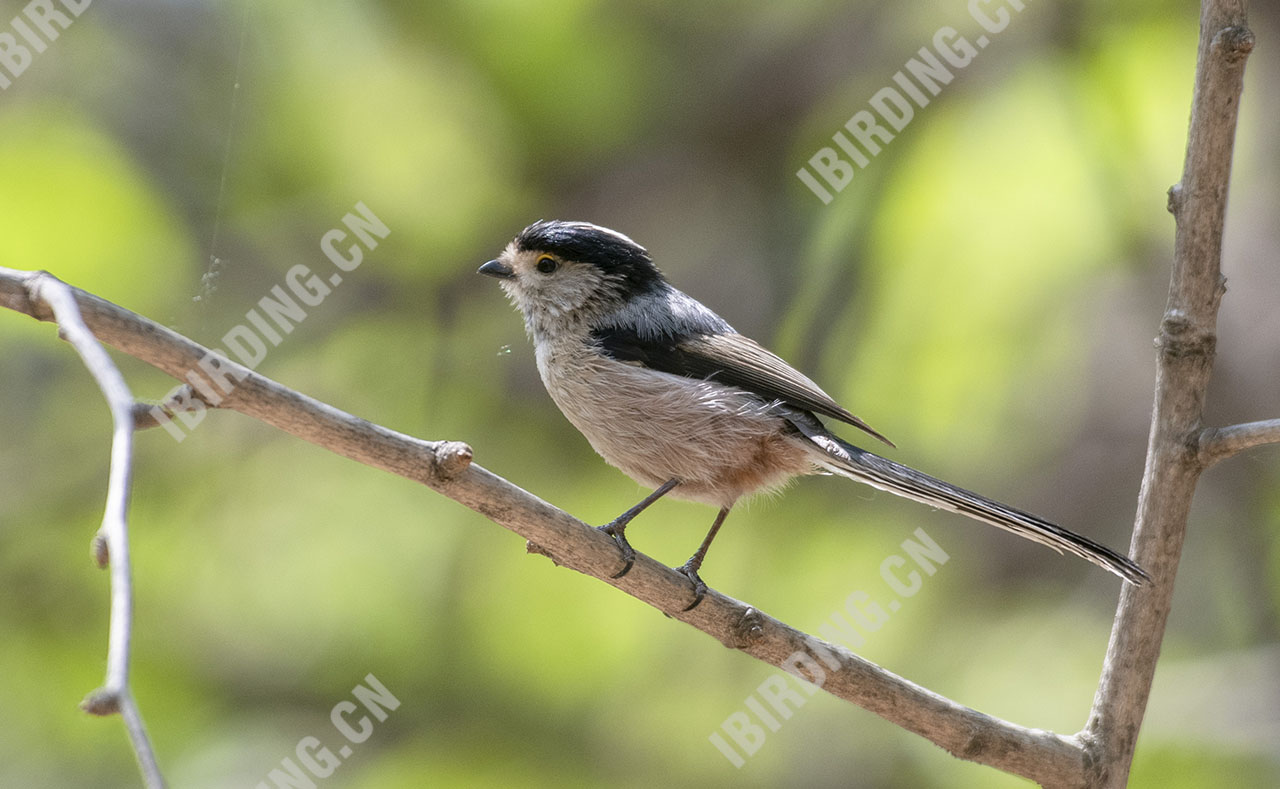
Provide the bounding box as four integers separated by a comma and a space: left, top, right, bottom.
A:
0, 8, 1257, 788
4, 1, 1258, 766
1082, 2, 1253, 787
1, 266, 1094, 786
25, 274, 165, 788
1199, 418, 1280, 467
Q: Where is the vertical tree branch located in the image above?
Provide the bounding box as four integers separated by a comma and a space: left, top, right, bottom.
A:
1083, 2, 1252, 786
30, 273, 166, 787
0, 4, 1260, 783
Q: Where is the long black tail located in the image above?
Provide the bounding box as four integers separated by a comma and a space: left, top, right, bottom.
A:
801, 431, 1148, 585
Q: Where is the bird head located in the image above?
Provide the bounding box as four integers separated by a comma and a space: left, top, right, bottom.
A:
479, 220, 664, 337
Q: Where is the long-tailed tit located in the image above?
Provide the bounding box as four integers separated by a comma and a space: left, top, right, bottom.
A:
479, 220, 1147, 609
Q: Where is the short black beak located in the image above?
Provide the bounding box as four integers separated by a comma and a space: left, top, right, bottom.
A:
478, 259, 515, 279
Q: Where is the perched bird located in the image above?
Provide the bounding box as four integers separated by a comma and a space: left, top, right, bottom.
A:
479, 220, 1148, 609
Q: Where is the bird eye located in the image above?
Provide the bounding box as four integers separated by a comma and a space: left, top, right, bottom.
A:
535, 255, 558, 274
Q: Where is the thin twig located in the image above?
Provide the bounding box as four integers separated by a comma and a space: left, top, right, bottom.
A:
1083, 2, 1252, 787
1199, 418, 1280, 467
26, 272, 166, 788
0, 266, 1091, 787
119, 694, 165, 786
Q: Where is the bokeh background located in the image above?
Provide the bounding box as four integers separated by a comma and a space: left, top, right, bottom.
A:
1, 0, 1278, 786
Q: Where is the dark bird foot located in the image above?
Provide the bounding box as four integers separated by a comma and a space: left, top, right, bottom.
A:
674, 506, 729, 611
595, 478, 682, 580
676, 561, 708, 611
597, 520, 636, 579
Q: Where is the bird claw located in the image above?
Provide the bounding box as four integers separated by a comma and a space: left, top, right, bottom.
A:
597, 521, 636, 579
677, 561, 708, 611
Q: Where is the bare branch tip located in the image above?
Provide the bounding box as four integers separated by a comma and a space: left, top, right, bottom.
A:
80, 688, 122, 716
130, 402, 167, 431
92, 532, 110, 568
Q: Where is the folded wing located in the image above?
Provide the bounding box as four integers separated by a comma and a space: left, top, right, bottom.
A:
592, 326, 895, 448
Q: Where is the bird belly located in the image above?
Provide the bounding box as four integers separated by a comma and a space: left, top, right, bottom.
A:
537, 343, 813, 507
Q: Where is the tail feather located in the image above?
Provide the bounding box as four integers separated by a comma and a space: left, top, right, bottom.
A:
803, 431, 1149, 585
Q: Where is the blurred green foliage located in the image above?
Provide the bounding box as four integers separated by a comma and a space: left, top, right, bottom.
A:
1, 1, 1277, 787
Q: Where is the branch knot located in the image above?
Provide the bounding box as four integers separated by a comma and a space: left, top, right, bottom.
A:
729, 606, 766, 648
1210, 25, 1254, 62
1156, 310, 1216, 359
434, 440, 474, 479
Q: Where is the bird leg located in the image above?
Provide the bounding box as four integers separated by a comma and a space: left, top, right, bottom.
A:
598, 478, 680, 579
677, 506, 731, 612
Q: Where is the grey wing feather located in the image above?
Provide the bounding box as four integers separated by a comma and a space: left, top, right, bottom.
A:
593, 284, 893, 447
676, 333, 896, 447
